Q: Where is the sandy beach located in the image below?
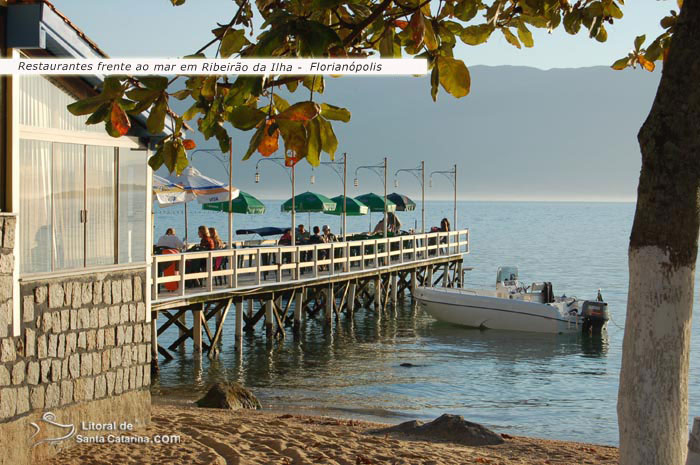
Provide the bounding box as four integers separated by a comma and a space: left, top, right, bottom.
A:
44, 402, 619, 465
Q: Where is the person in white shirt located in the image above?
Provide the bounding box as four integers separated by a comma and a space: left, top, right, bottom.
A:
156, 228, 184, 250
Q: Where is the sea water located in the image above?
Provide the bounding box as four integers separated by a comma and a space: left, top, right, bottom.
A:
153, 201, 700, 445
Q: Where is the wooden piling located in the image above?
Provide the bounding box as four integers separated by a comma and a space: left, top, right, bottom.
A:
193, 307, 202, 354
442, 263, 449, 287
375, 276, 382, 311
265, 298, 274, 339
391, 273, 398, 306
347, 282, 356, 318
427, 266, 433, 288
294, 288, 303, 334
325, 284, 334, 325
235, 299, 243, 351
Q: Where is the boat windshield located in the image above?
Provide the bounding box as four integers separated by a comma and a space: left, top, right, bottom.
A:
497, 266, 519, 283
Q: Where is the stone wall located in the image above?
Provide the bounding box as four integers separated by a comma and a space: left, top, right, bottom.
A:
0, 215, 15, 338
0, 268, 151, 464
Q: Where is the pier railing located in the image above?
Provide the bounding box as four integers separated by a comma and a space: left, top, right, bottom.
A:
151, 229, 469, 302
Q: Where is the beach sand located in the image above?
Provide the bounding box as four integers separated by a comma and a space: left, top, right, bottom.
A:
45, 403, 618, 465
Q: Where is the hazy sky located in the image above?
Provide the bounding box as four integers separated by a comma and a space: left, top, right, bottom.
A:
47, 0, 669, 201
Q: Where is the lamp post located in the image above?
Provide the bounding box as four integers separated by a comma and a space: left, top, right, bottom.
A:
355, 157, 388, 238
191, 138, 234, 247
255, 157, 296, 245
311, 154, 348, 239
394, 161, 425, 233
429, 164, 457, 229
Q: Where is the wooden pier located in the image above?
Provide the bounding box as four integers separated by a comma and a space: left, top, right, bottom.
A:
149, 230, 469, 364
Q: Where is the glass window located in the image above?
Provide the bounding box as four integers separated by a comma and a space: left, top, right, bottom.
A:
86, 146, 116, 266
118, 148, 148, 264
52, 143, 84, 270
19, 76, 103, 132
19, 140, 53, 274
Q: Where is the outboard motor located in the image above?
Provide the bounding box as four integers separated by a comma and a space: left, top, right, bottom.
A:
581, 300, 609, 333
542, 282, 554, 304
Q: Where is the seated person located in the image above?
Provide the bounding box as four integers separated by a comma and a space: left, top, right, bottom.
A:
322, 225, 337, 243
198, 225, 216, 250
309, 226, 325, 244
296, 224, 311, 243
279, 229, 292, 246
156, 228, 184, 250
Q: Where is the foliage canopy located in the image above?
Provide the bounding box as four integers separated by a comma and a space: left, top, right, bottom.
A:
67, 0, 675, 174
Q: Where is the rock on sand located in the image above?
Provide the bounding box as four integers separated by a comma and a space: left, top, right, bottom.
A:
195, 382, 262, 410
373, 413, 504, 446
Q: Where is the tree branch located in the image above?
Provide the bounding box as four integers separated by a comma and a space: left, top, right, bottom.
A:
342, 0, 395, 47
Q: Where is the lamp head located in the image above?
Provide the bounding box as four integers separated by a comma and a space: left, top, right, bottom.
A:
255, 171, 260, 183
394, 179, 398, 188
354, 178, 359, 188
310, 174, 315, 184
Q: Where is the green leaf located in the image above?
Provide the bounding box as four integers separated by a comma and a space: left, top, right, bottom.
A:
67, 95, 108, 116
430, 66, 439, 102
147, 96, 168, 134
320, 103, 351, 122
305, 118, 322, 166
201, 76, 217, 100
430, 66, 440, 102
317, 116, 338, 159
126, 88, 159, 101
277, 119, 307, 155
170, 89, 191, 100
634, 35, 646, 51
295, 20, 341, 57
170, 0, 186, 5
162, 141, 178, 173
148, 146, 165, 171
501, 27, 521, 49
645, 39, 663, 62
379, 28, 396, 58
174, 142, 189, 175
423, 18, 439, 51
228, 105, 266, 130
312, 0, 346, 9
255, 25, 289, 57
139, 76, 168, 90
286, 79, 300, 92
437, 56, 470, 98
611, 57, 630, 70
272, 94, 290, 112
277, 101, 320, 121
85, 103, 110, 125
220, 29, 250, 58
563, 11, 582, 34
102, 76, 124, 98
604, 2, 623, 19
660, 15, 676, 30
302, 75, 324, 93
243, 125, 267, 160
595, 24, 607, 43
182, 102, 202, 121
453, 0, 479, 22
459, 24, 494, 46
517, 22, 534, 48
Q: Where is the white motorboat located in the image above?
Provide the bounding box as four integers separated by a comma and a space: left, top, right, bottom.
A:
414, 266, 609, 334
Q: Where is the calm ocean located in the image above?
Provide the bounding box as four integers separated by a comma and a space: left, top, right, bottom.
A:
153, 200, 700, 446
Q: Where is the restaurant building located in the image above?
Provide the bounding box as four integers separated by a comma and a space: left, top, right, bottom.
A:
0, 1, 165, 462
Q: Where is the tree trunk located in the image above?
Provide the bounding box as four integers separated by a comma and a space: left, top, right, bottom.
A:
618, 3, 700, 464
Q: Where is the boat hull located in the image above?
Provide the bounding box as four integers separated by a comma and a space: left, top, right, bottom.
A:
414, 287, 579, 334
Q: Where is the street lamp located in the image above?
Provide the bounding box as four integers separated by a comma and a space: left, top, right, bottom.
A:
429, 164, 458, 230
191, 139, 234, 248
394, 161, 425, 233
255, 156, 297, 245
355, 157, 388, 238
316, 154, 348, 239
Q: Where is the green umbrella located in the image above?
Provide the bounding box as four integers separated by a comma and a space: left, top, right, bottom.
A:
355, 193, 397, 213
326, 195, 369, 216
202, 191, 266, 214
281, 191, 336, 213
